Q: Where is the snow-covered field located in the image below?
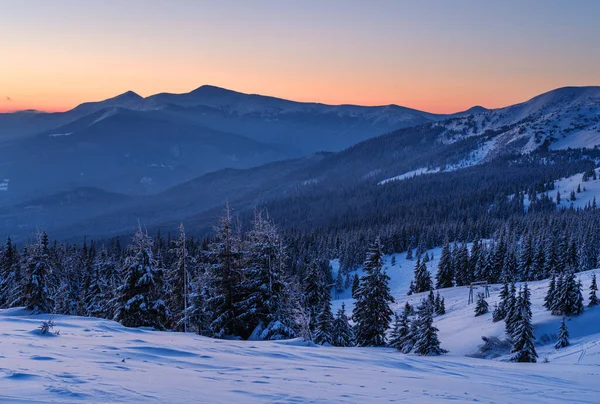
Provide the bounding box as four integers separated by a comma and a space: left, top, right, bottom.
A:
1, 304, 599, 404
2, 248, 599, 403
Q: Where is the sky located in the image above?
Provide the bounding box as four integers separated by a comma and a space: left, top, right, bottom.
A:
1, 0, 599, 113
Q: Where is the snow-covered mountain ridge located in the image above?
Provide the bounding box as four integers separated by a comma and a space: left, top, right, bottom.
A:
436, 86, 600, 157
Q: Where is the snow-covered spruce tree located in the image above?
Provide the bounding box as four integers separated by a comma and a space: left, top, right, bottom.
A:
436, 240, 454, 289
303, 260, 325, 336
167, 223, 190, 332
353, 238, 394, 347
436, 296, 446, 315
204, 206, 243, 338
0, 237, 23, 308
23, 232, 55, 314
504, 282, 518, 337
474, 292, 489, 317
589, 273, 599, 308
454, 243, 470, 287
552, 271, 584, 317
412, 300, 446, 356
555, 317, 570, 349
314, 278, 335, 345
413, 256, 433, 294
114, 227, 169, 330
427, 289, 435, 308
351, 273, 360, 298
509, 283, 537, 363
434, 291, 445, 315
332, 303, 355, 347
187, 268, 212, 336
544, 275, 556, 311
388, 312, 402, 349
84, 249, 110, 318
494, 281, 510, 322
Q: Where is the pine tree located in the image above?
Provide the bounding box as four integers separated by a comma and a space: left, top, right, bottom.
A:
474, 292, 489, 316
204, 206, 243, 338
304, 261, 325, 336
436, 240, 454, 289
167, 223, 190, 332
84, 249, 110, 318
412, 300, 446, 356
555, 317, 570, 349
114, 227, 169, 330
388, 312, 403, 349
495, 281, 510, 321
351, 273, 360, 298
413, 257, 433, 293
332, 303, 354, 347
23, 232, 54, 314
236, 211, 291, 339
0, 237, 22, 308
544, 275, 556, 310
353, 238, 394, 347
589, 273, 599, 307
434, 291, 445, 315
314, 292, 335, 345
504, 282, 518, 337
510, 283, 537, 363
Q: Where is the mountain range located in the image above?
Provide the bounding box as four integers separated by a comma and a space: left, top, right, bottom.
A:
0, 85, 598, 242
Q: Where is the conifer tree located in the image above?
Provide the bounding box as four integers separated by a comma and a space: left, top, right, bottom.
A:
504, 282, 518, 337
204, 206, 243, 338
544, 275, 556, 310
114, 228, 169, 330
509, 283, 537, 363
236, 211, 290, 339
304, 261, 325, 335
0, 237, 22, 308
589, 273, 599, 307
555, 317, 570, 349
404, 301, 414, 316
436, 240, 454, 289
23, 232, 54, 314
314, 292, 335, 345
474, 292, 489, 316
353, 238, 394, 347
412, 300, 446, 356
332, 303, 355, 347
388, 312, 403, 349
167, 223, 190, 331
351, 273, 360, 298
413, 256, 433, 293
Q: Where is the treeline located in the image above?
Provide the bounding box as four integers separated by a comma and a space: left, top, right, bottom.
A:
274, 149, 600, 275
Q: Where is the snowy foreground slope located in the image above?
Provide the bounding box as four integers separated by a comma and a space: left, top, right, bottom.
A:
1, 261, 600, 403
0, 307, 599, 404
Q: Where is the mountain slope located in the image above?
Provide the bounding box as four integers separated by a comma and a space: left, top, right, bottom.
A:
436, 86, 600, 159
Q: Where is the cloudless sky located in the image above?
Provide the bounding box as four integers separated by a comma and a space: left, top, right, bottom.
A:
1, 0, 599, 113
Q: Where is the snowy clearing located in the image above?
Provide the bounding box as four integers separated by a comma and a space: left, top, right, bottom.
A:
1, 305, 599, 403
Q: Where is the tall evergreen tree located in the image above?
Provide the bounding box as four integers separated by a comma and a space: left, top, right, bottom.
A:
23, 232, 54, 314
114, 228, 169, 330
332, 303, 355, 347
204, 206, 243, 338
167, 223, 190, 332
555, 317, 570, 349
0, 237, 22, 308
436, 240, 454, 289
589, 273, 599, 308
237, 211, 290, 339
510, 283, 537, 363
412, 300, 446, 356
413, 256, 433, 293
353, 238, 394, 347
